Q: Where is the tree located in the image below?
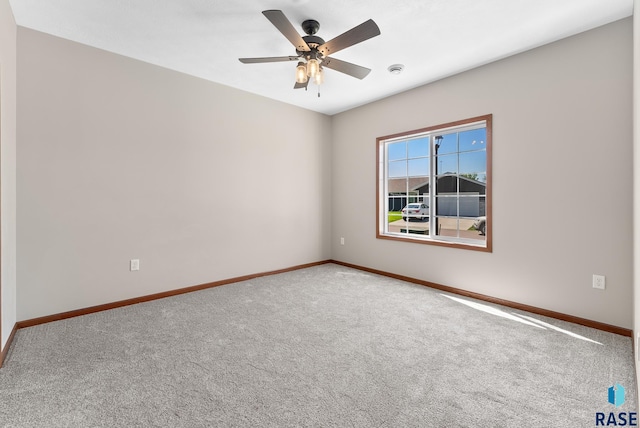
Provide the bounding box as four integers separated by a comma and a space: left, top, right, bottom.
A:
460, 173, 478, 181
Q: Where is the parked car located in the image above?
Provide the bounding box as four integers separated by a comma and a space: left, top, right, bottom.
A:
401, 203, 429, 221
473, 216, 486, 235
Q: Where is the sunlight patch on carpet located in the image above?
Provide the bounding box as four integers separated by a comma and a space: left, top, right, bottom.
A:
440, 294, 544, 328
514, 314, 603, 345
440, 293, 603, 345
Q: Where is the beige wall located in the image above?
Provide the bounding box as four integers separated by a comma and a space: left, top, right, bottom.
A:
332, 18, 633, 328
9, 15, 635, 331
0, 0, 18, 350
16, 28, 332, 320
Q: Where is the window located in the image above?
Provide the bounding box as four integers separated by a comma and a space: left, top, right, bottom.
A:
377, 114, 492, 251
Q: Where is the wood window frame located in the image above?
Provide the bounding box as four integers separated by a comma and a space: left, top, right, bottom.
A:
376, 114, 492, 252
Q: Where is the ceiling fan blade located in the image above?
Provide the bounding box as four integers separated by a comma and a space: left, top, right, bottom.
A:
262, 10, 310, 52
239, 56, 299, 64
318, 19, 380, 57
294, 79, 309, 90
322, 57, 371, 79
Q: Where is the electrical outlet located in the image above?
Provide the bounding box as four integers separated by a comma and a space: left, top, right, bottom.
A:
130, 259, 140, 271
340, 237, 345, 245
592, 274, 605, 290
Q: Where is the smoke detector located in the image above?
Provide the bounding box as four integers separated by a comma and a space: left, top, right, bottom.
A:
387, 64, 405, 75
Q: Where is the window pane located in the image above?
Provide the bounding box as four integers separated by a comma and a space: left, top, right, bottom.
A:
436, 133, 457, 155
436, 153, 458, 175
408, 158, 429, 177
459, 128, 486, 152
478, 195, 486, 216
435, 195, 457, 216
399, 221, 430, 236
387, 177, 408, 195
387, 193, 430, 236
435, 175, 457, 195
434, 132, 458, 155
388, 141, 406, 161
388, 160, 407, 178
408, 138, 429, 158
435, 215, 486, 243
388, 194, 406, 212
459, 151, 486, 176
459, 195, 482, 218
434, 216, 458, 238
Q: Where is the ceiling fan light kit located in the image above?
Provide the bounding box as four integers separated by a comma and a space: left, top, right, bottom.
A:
239, 10, 380, 94
296, 62, 307, 83
306, 58, 320, 78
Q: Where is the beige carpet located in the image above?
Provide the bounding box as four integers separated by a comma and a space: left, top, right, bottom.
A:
0, 264, 635, 427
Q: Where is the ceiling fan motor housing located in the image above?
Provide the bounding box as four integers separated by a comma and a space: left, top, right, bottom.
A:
301, 19, 320, 35
299, 21, 324, 58
298, 35, 325, 57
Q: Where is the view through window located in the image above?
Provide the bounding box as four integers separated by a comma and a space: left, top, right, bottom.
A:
377, 115, 492, 251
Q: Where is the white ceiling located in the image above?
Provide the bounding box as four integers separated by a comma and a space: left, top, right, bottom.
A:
8, 0, 634, 115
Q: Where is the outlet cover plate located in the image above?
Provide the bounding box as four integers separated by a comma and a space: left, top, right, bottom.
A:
592, 274, 605, 290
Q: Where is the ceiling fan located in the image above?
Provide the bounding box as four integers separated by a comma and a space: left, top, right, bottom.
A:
239, 10, 381, 92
